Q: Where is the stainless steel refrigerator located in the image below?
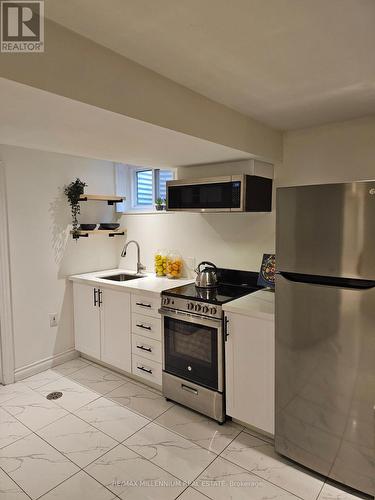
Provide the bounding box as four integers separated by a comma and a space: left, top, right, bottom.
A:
275, 181, 375, 496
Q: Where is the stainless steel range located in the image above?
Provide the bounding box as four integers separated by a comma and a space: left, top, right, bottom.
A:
160, 268, 261, 423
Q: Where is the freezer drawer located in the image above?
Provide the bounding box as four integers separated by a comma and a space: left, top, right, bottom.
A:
276, 181, 375, 280
275, 274, 375, 496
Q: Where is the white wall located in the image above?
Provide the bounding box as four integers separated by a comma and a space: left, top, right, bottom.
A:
119, 116, 375, 276
3, 115, 375, 374
119, 160, 275, 274
1, 145, 121, 372
119, 211, 275, 276
280, 115, 375, 186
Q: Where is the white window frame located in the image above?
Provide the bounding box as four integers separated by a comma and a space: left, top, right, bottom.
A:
132, 167, 175, 212
115, 164, 175, 213
132, 168, 154, 210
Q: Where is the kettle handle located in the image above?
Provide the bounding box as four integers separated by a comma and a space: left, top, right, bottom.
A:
196, 261, 217, 273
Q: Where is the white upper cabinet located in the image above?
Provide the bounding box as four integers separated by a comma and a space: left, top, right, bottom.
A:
225, 309, 275, 435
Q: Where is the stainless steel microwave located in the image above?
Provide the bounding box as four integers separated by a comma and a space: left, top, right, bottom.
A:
166, 175, 272, 212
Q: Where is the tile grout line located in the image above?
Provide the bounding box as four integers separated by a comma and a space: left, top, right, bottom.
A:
2, 363, 288, 500
0, 361, 170, 460
0, 465, 33, 500
175, 453, 223, 500
218, 453, 311, 500
1, 360, 350, 500
0, 406, 305, 500
0, 396, 122, 497
1, 362, 245, 499
34, 469, 83, 500
217, 429, 327, 499
0, 401, 125, 499
34, 468, 122, 500
83, 441, 190, 493
18, 359, 92, 391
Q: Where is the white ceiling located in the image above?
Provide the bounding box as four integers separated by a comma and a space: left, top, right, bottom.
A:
45, 0, 375, 130
0, 78, 250, 166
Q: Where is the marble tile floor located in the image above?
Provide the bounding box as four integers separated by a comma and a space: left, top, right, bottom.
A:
0, 358, 369, 500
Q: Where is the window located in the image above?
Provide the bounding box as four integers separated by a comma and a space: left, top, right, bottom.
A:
136, 170, 153, 205
134, 168, 174, 207
115, 164, 175, 213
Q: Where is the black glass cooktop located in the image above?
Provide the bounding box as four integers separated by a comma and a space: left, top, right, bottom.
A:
163, 269, 262, 305
164, 283, 259, 304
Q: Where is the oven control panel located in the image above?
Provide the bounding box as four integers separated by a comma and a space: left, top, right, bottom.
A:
161, 295, 222, 319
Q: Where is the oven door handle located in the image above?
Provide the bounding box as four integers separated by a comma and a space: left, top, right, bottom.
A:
159, 307, 222, 328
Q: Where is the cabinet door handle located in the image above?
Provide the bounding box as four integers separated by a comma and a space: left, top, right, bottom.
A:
224, 316, 229, 341
136, 323, 152, 331
136, 302, 152, 308
137, 365, 152, 374
98, 289, 103, 307
136, 345, 152, 352
93, 288, 98, 307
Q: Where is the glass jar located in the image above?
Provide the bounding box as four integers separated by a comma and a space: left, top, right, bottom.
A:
166, 251, 183, 279
154, 249, 168, 277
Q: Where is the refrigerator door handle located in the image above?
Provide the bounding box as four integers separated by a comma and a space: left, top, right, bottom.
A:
278, 271, 375, 290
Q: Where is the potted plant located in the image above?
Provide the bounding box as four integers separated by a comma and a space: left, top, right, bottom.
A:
64, 178, 87, 237
155, 197, 165, 211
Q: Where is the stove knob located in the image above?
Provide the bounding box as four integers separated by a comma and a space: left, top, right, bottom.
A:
187, 302, 195, 311
194, 303, 202, 312
163, 297, 170, 306
202, 306, 209, 314
210, 307, 217, 315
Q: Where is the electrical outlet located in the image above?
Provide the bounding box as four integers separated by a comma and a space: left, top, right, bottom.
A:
49, 313, 58, 328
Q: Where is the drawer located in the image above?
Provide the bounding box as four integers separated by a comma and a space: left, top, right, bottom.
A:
131, 294, 160, 317
132, 334, 162, 364
132, 313, 161, 341
132, 354, 162, 386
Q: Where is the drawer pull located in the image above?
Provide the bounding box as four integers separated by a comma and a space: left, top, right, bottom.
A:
136, 302, 152, 308
136, 345, 152, 353
137, 365, 152, 374
136, 323, 152, 331
181, 384, 198, 395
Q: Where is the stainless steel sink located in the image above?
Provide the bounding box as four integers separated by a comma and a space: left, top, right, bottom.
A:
99, 273, 146, 282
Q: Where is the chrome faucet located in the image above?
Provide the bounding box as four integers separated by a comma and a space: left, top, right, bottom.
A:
121, 240, 146, 275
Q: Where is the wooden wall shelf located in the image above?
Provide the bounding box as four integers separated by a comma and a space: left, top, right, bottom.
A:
79, 194, 125, 205
71, 229, 125, 239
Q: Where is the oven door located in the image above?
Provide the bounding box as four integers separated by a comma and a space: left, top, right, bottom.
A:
162, 309, 223, 391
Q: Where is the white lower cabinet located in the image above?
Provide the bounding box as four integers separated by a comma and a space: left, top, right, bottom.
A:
73, 283, 163, 388
73, 284, 101, 359
225, 311, 275, 435
131, 313, 161, 341
132, 333, 162, 363
100, 288, 131, 373
130, 303, 163, 387
132, 353, 162, 386
73, 283, 131, 373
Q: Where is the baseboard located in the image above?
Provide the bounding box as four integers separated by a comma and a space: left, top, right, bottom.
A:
232, 417, 274, 442
15, 348, 79, 382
